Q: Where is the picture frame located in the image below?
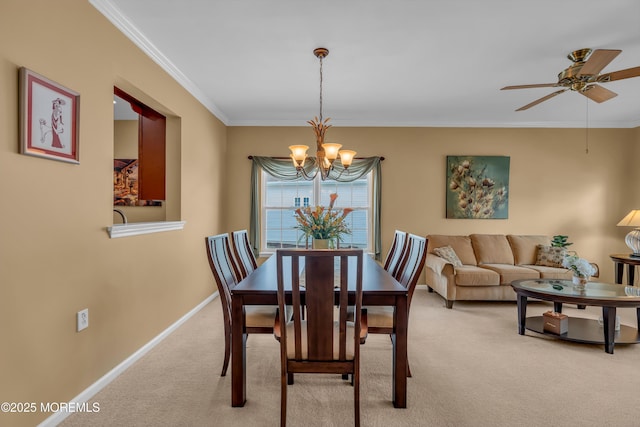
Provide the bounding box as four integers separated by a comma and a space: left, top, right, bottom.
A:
20, 67, 80, 164
446, 155, 510, 219
114, 159, 163, 207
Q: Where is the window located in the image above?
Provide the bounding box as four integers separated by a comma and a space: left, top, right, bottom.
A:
261, 171, 372, 253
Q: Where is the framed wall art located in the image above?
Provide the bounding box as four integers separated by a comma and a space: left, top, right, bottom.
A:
19, 67, 80, 164
446, 155, 510, 219
114, 159, 162, 207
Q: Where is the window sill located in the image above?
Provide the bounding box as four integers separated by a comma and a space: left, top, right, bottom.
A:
107, 221, 185, 238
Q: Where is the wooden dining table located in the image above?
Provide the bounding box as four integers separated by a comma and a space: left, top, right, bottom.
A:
230, 252, 409, 408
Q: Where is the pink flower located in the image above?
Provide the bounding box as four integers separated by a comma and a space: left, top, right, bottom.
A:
329, 193, 338, 208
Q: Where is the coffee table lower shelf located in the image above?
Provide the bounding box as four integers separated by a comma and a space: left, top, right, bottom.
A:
526, 316, 640, 345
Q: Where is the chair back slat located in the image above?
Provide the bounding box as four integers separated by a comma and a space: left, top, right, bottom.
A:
231, 229, 258, 280
307, 255, 339, 360
338, 255, 350, 361
384, 230, 408, 278
395, 234, 428, 306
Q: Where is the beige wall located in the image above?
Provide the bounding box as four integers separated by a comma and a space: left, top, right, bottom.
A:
0, 2, 226, 426
1, 2, 639, 426
227, 126, 639, 282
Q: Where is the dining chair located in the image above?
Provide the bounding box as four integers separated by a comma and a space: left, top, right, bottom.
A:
274, 249, 364, 427
383, 230, 409, 278
231, 229, 258, 280
205, 233, 283, 376
359, 234, 427, 377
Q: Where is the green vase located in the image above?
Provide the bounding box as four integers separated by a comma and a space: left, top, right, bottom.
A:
312, 239, 330, 249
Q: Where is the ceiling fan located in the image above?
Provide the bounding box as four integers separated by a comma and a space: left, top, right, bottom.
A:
501, 48, 640, 111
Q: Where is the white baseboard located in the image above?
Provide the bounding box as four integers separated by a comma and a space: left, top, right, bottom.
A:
38, 293, 217, 427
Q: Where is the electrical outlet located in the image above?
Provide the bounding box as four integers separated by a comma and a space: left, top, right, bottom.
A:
77, 308, 89, 332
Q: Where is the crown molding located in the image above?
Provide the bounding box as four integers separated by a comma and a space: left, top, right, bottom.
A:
228, 119, 640, 129
90, 0, 229, 125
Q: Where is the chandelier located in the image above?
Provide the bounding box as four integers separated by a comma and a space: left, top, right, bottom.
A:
288, 48, 356, 180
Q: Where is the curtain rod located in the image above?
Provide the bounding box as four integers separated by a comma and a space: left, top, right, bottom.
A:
247, 155, 385, 161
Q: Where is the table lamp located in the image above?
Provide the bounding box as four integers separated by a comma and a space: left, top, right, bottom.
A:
617, 210, 640, 257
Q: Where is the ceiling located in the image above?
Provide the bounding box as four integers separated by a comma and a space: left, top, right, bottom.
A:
95, 0, 640, 128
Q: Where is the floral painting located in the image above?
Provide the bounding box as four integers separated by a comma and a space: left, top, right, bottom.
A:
446, 156, 510, 219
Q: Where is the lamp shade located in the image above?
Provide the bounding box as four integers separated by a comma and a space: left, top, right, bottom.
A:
321, 143, 342, 161
338, 150, 356, 168
617, 210, 640, 227
289, 145, 309, 168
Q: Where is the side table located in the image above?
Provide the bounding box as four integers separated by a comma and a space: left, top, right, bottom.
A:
610, 254, 640, 285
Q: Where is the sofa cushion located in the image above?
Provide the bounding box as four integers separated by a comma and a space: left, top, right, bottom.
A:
428, 235, 477, 265
479, 264, 540, 284
535, 245, 566, 267
507, 235, 550, 265
470, 234, 514, 265
521, 265, 572, 280
433, 246, 463, 267
454, 265, 500, 287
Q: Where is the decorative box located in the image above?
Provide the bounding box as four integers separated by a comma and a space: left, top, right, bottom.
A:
542, 311, 568, 335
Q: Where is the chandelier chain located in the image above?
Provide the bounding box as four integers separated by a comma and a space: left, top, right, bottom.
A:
319, 55, 324, 122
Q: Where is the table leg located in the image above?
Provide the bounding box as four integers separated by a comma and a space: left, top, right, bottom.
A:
628, 265, 636, 286
602, 306, 616, 354
553, 302, 563, 313
614, 262, 624, 285
636, 307, 640, 330
516, 293, 527, 335
231, 296, 247, 406
392, 295, 408, 408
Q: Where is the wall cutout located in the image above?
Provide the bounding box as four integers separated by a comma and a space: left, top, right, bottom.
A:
446, 155, 510, 219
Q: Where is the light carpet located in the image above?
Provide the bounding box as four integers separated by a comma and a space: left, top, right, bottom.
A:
61, 287, 640, 427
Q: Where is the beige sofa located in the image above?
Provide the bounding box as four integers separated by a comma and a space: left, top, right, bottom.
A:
425, 234, 598, 308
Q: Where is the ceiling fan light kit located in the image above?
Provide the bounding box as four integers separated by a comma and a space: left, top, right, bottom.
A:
502, 48, 640, 111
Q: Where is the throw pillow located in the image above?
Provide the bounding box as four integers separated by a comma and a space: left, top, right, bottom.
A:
535, 245, 566, 268
433, 245, 463, 267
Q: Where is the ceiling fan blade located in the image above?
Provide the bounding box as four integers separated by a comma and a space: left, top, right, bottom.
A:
515, 89, 567, 111
501, 83, 558, 90
578, 49, 621, 76
580, 84, 617, 103
601, 66, 640, 82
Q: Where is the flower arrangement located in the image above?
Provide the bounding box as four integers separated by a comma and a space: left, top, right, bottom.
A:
294, 193, 352, 241
562, 254, 597, 278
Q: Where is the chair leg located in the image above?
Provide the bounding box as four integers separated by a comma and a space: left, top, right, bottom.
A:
354, 370, 360, 427
281, 372, 287, 427
220, 332, 231, 377
287, 372, 294, 385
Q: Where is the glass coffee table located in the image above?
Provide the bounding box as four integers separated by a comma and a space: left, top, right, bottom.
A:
511, 279, 640, 354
